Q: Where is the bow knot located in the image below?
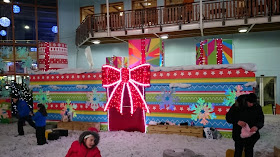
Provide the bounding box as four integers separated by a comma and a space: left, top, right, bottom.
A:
121, 68, 129, 83
102, 64, 151, 114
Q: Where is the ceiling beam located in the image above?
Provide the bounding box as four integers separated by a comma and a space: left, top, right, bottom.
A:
112, 6, 121, 12
247, 23, 255, 33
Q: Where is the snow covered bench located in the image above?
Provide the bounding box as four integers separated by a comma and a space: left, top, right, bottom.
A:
57, 121, 100, 131
147, 125, 203, 138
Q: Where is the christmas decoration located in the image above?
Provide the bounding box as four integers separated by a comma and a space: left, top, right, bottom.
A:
86, 88, 104, 111
0, 17, 10, 27
190, 98, 216, 125
196, 39, 233, 65
0, 30, 6, 36
0, 99, 11, 123
60, 99, 77, 122
52, 26, 58, 33
155, 88, 179, 111
106, 56, 128, 68
222, 85, 250, 106
23, 77, 30, 87
17, 47, 28, 58
0, 58, 6, 72
21, 56, 33, 70
102, 63, 151, 114
0, 79, 10, 97
129, 38, 164, 68
21, 83, 33, 112
34, 89, 52, 109
10, 82, 21, 115
222, 88, 236, 106
38, 42, 68, 71
0, 46, 12, 58
13, 5, 20, 13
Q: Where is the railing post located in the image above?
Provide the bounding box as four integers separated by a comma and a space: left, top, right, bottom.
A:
245, 0, 248, 24
222, 0, 225, 25
200, 0, 204, 36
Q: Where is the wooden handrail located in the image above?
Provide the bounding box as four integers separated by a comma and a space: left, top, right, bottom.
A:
76, 0, 280, 45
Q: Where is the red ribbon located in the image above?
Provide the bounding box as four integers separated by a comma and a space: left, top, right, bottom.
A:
102, 64, 151, 114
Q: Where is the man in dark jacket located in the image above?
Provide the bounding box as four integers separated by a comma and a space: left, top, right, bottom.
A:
226, 93, 264, 157
12, 95, 36, 136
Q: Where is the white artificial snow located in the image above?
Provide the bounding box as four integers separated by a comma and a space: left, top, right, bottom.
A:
29, 68, 102, 75
76, 85, 88, 89
169, 83, 192, 88
28, 63, 256, 75
151, 63, 256, 72
245, 81, 257, 87
0, 115, 279, 157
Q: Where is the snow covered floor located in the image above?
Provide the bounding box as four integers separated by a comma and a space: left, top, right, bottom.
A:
0, 115, 279, 157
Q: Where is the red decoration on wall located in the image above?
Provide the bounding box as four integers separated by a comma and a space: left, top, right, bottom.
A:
102, 64, 151, 114
216, 39, 223, 64
45, 42, 50, 71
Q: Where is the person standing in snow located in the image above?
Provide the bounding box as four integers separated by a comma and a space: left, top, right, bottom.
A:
66, 131, 101, 157
12, 95, 36, 136
226, 93, 264, 157
31, 103, 48, 145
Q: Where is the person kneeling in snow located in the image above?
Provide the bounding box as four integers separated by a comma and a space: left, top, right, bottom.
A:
66, 131, 101, 157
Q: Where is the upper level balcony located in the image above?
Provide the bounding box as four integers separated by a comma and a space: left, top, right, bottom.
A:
76, 0, 280, 47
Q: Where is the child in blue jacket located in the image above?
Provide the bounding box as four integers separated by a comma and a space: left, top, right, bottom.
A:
12, 96, 36, 136
32, 104, 48, 145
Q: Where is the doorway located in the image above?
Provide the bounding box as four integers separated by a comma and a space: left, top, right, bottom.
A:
255, 76, 277, 114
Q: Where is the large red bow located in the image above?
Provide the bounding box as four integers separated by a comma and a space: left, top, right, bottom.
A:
102, 64, 151, 114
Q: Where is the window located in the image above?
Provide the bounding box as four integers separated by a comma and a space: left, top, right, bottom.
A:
132, 0, 157, 10
101, 2, 124, 13
0, 0, 58, 83
0, 4, 12, 43
14, 6, 36, 44
80, 6, 94, 23
38, 8, 57, 42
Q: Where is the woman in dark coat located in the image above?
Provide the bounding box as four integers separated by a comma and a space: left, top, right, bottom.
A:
226, 93, 264, 157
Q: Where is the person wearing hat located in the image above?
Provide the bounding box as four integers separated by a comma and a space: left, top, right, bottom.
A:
226, 93, 264, 157
66, 131, 101, 157
12, 95, 36, 136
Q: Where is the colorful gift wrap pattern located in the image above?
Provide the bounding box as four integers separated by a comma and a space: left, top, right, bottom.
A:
0, 98, 11, 123
196, 39, 233, 65
129, 38, 164, 68
38, 42, 68, 71
106, 56, 128, 68
30, 64, 255, 134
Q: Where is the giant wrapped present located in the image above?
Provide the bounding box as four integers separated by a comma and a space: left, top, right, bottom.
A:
129, 38, 164, 68
196, 39, 232, 65
106, 56, 128, 68
38, 42, 68, 71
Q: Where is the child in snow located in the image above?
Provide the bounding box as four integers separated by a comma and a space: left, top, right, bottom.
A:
32, 103, 48, 145
66, 131, 101, 157
12, 95, 36, 136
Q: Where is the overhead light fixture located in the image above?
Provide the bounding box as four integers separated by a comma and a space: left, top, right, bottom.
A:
24, 25, 30, 29
118, 6, 122, 9
3, 0, 10, 3
160, 34, 168, 39
238, 27, 248, 33
148, 3, 151, 6
92, 40, 100, 44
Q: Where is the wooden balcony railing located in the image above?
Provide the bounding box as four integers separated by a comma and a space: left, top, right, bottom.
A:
76, 0, 280, 45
